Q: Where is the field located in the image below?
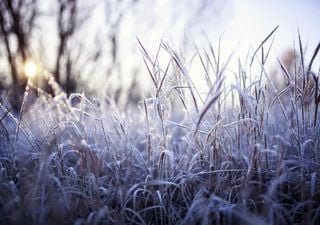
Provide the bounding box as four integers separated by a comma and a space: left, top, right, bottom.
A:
0, 37, 320, 225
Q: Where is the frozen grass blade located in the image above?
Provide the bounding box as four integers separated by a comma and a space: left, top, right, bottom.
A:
307, 41, 320, 75
250, 25, 279, 67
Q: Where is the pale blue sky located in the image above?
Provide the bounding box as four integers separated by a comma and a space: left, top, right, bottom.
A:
30, 0, 320, 94
215, 0, 320, 75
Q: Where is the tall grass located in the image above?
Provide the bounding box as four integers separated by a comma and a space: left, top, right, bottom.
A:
0, 34, 320, 225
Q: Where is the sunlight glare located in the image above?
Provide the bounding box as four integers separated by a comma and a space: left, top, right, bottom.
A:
24, 60, 38, 79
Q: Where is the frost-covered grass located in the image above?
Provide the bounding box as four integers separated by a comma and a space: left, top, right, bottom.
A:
0, 37, 320, 225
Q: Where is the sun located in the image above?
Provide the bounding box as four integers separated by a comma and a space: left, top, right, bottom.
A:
24, 60, 39, 79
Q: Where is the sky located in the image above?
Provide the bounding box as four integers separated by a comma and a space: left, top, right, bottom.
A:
201, 0, 320, 89
223, 0, 320, 59
121, 0, 320, 92
28, 0, 320, 97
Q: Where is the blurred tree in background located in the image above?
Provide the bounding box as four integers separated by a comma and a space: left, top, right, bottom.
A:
0, 0, 220, 111
0, 0, 38, 109
0, 0, 142, 110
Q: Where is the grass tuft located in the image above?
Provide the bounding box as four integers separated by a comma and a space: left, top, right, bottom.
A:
0, 36, 320, 225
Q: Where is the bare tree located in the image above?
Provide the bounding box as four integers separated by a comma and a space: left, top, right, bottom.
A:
54, 0, 78, 85
0, 0, 143, 108
104, 0, 141, 104
0, 0, 38, 109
